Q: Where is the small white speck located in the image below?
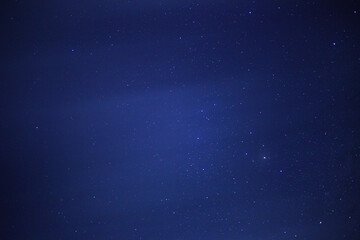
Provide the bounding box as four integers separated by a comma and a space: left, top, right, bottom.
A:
332, 42, 336, 46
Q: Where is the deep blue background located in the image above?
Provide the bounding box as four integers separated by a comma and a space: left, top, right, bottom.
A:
1, 0, 360, 239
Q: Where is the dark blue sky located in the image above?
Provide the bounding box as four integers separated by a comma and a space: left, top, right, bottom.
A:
1, 1, 360, 239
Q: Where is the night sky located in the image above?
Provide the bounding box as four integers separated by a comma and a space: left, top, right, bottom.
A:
1, 1, 360, 239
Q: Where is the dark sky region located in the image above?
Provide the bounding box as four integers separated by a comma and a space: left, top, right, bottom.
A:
1, 0, 360, 239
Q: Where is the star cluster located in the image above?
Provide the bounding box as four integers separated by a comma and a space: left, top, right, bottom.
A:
1, 1, 360, 239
